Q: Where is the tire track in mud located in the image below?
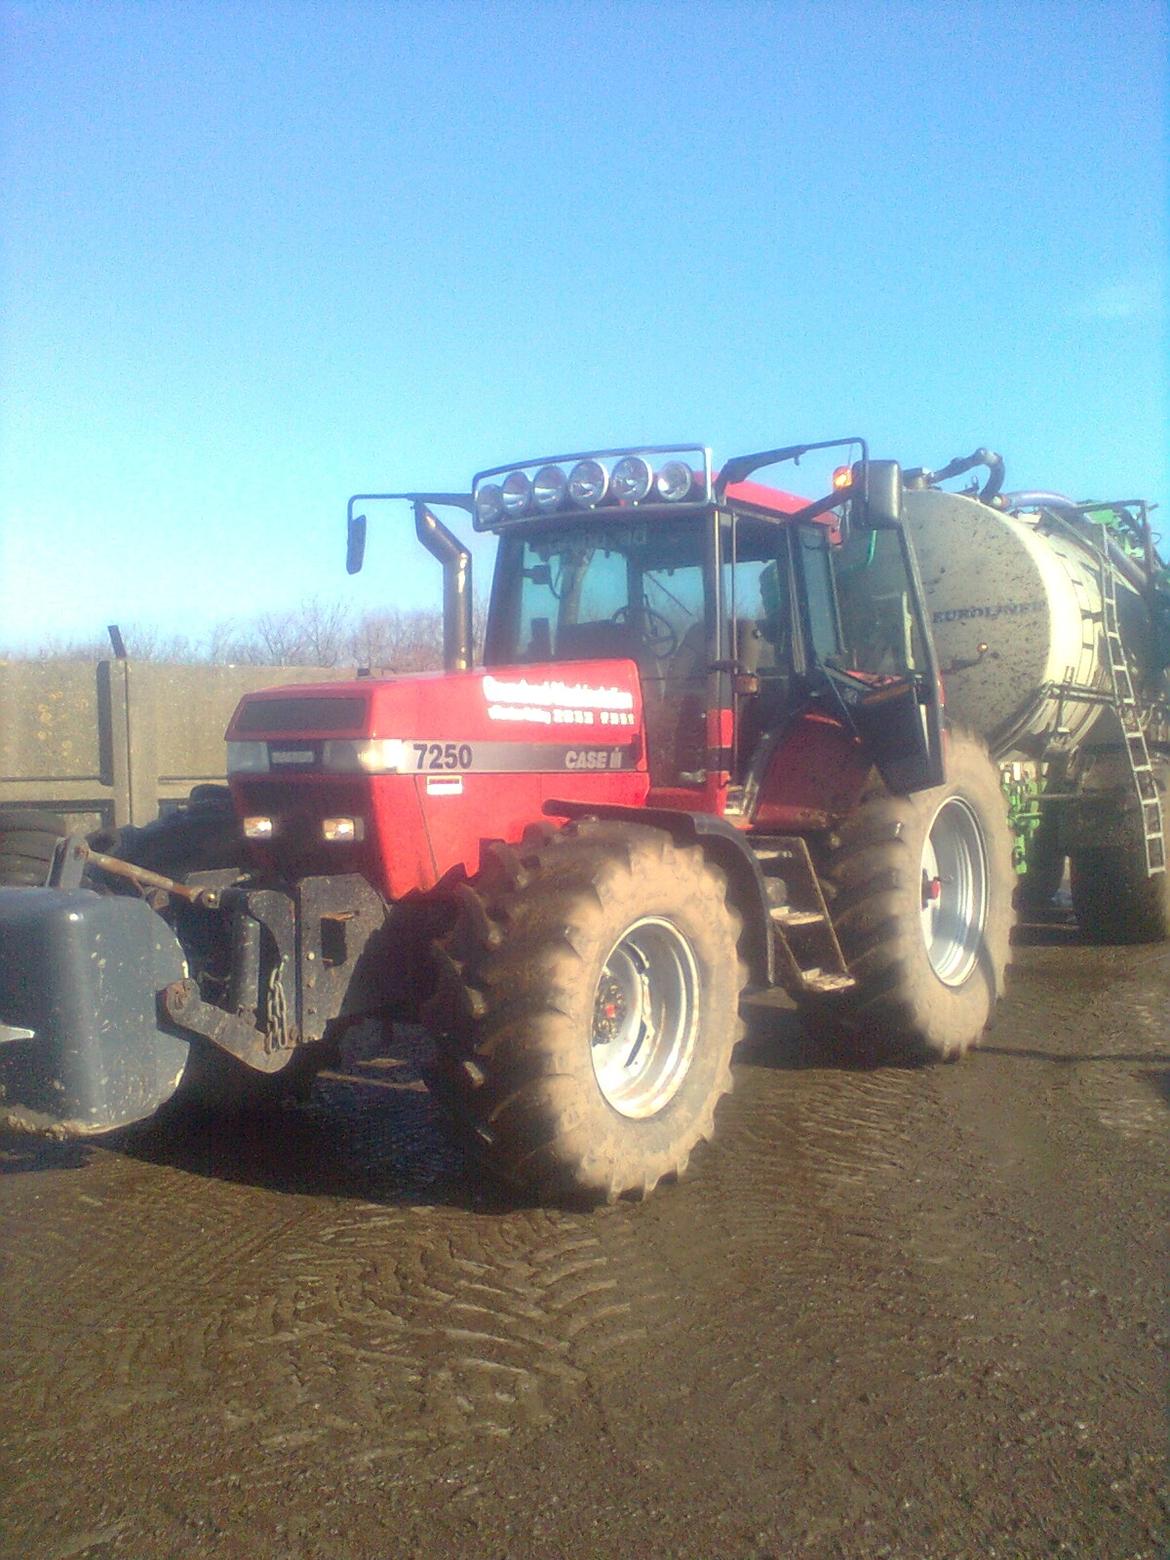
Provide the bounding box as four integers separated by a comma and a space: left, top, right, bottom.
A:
0, 1029, 672, 1490
6, 972, 1126, 1502
982, 942, 1169, 1159
692, 1006, 932, 1236
1073, 949, 1170, 1153
5, 945, 1166, 1560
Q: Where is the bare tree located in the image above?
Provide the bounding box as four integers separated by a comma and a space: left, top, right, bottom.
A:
2, 592, 488, 670
206, 597, 353, 666
7, 625, 194, 662
350, 607, 445, 673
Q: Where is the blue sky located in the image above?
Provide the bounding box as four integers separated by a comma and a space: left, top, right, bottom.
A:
1, 0, 1166, 652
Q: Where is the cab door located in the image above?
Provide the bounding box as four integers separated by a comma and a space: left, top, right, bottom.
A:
795, 521, 944, 794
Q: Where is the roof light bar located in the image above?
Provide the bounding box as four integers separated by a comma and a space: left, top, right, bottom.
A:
471, 445, 712, 531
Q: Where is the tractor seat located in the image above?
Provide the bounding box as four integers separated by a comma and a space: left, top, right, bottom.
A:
556, 621, 643, 664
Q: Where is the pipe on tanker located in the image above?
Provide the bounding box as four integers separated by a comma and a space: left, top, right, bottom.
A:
1001, 492, 1150, 596
1000, 490, 1081, 511
414, 503, 473, 672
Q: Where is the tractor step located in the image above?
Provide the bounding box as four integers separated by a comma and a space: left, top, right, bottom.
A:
750, 835, 855, 997
770, 906, 826, 927
801, 970, 856, 993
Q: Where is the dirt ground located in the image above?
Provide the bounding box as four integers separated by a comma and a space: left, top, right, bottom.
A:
1, 908, 1166, 1560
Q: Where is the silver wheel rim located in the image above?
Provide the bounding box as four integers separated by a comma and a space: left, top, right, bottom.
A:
590, 916, 700, 1118
920, 797, 989, 986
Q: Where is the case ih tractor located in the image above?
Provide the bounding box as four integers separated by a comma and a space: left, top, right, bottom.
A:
0, 439, 1165, 1202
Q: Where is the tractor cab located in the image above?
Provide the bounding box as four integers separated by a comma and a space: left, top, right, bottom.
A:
472, 440, 944, 816
346, 440, 943, 826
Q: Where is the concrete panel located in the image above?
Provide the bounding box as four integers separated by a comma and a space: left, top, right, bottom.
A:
123, 662, 344, 824
0, 659, 343, 829
0, 659, 121, 827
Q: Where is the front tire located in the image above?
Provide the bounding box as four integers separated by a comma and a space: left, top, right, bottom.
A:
803, 729, 1016, 1062
423, 820, 747, 1203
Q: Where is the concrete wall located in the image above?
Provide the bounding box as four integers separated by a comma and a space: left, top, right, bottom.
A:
0, 659, 340, 830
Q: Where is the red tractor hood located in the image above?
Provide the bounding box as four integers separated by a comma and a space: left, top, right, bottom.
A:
226, 661, 645, 754
225, 662, 650, 896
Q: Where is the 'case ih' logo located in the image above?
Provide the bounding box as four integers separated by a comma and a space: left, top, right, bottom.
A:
564, 749, 623, 770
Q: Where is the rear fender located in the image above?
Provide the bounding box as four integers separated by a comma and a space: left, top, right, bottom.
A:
0, 889, 190, 1134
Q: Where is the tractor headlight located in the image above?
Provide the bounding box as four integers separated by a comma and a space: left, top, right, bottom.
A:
532, 464, 568, 512
655, 459, 694, 502
610, 455, 653, 503
226, 741, 270, 774
475, 482, 505, 527
568, 459, 608, 507
501, 469, 533, 516
322, 738, 407, 773
322, 816, 364, 842
242, 816, 275, 839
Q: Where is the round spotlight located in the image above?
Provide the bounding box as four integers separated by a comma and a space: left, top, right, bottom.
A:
610, 455, 653, 503
533, 464, 568, 512
655, 460, 694, 502
475, 483, 505, 526
568, 459, 608, 507
501, 469, 533, 517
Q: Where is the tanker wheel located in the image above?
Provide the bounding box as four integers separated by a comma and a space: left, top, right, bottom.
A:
801, 729, 1016, 1062
422, 820, 747, 1204
1069, 759, 1170, 944
0, 809, 67, 886
1018, 815, 1065, 909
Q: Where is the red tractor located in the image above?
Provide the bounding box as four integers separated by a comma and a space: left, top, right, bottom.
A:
0, 439, 1015, 1201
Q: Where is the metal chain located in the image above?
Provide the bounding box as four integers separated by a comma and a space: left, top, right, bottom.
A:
264, 958, 291, 1053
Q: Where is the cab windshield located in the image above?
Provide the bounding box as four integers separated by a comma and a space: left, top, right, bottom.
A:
486, 517, 710, 669
487, 517, 714, 787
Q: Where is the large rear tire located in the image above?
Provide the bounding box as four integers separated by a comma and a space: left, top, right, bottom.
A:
802, 729, 1016, 1062
423, 820, 747, 1203
1069, 847, 1170, 944
0, 809, 67, 886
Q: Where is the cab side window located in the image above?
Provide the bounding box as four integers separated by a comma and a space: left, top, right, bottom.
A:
727, 521, 794, 678
727, 521, 797, 777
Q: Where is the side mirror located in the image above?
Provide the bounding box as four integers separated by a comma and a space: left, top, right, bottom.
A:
346, 512, 367, 575
855, 460, 903, 529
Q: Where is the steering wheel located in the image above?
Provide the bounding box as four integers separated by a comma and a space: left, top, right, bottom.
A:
611, 604, 679, 657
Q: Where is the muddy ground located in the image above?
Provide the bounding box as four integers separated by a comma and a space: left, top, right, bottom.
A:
1, 910, 1166, 1560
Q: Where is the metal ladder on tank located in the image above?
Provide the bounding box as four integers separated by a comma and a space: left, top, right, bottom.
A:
1096, 525, 1166, 875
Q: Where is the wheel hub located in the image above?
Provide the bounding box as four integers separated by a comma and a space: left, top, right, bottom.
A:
592, 977, 628, 1044
590, 917, 699, 1119
919, 797, 989, 987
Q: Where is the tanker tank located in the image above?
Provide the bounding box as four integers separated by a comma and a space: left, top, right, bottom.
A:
902, 487, 1155, 761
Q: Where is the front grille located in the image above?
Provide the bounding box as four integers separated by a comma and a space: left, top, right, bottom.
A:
234, 778, 374, 878
236, 696, 368, 734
